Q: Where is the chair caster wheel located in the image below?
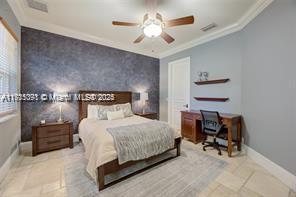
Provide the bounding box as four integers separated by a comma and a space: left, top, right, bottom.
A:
218, 152, 222, 156
203, 148, 206, 151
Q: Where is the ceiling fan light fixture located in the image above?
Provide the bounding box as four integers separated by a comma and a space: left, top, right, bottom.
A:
112, 13, 194, 44
143, 19, 163, 38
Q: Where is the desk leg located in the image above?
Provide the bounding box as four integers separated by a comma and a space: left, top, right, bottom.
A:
237, 120, 242, 151
227, 126, 232, 157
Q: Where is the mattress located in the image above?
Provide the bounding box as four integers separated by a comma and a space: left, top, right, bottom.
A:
78, 115, 180, 180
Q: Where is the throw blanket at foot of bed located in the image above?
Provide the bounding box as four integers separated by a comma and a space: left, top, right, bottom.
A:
106, 121, 175, 165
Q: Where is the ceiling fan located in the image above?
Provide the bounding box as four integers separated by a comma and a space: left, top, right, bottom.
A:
112, 13, 194, 44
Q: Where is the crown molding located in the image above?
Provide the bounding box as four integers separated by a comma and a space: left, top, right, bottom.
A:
23, 18, 159, 58
159, 0, 274, 58
8, 0, 274, 59
7, 0, 158, 58
7, 0, 26, 25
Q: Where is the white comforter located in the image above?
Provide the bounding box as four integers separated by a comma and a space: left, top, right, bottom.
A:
79, 115, 180, 180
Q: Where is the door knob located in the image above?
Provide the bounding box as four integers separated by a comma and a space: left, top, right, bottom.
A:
183, 104, 188, 108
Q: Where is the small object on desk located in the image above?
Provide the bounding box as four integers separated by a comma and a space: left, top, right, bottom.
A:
40, 120, 46, 125
135, 112, 157, 120
32, 121, 73, 156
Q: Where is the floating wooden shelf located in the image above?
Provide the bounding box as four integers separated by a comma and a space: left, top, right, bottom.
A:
194, 97, 229, 102
195, 78, 230, 85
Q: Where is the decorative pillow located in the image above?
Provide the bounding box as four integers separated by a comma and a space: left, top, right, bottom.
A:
87, 105, 98, 119
97, 105, 115, 120
114, 103, 133, 117
107, 110, 125, 120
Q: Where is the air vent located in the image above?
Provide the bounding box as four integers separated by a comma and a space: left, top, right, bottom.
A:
201, 23, 217, 32
27, 0, 48, 13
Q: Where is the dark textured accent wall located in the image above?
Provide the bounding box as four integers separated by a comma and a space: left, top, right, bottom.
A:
21, 27, 159, 142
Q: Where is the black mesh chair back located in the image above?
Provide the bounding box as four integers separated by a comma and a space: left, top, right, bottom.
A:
200, 110, 223, 135
200, 110, 226, 155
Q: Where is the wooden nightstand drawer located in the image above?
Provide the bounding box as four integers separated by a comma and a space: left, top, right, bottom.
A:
32, 122, 73, 156
142, 114, 157, 119
37, 125, 69, 138
37, 135, 70, 150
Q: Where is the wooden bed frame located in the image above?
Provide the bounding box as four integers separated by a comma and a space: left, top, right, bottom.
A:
78, 90, 181, 191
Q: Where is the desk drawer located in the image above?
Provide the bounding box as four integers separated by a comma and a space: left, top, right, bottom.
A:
37, 125, 69, 138
181, 115, 194, 138
37, 135, 69, 150
181, 111, 204, 144
182, 112, 201, 120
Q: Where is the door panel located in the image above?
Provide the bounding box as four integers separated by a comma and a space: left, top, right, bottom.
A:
168, 57, 190, 130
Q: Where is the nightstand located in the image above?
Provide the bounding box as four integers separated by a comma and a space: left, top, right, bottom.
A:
135, 112, 158, 120
32, 121, 73, 156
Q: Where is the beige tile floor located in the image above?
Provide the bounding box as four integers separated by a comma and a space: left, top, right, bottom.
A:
0, 141, 294, 197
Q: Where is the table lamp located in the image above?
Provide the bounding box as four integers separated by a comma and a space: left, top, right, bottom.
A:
140, 92, 148, 114
53, 92, 68, 123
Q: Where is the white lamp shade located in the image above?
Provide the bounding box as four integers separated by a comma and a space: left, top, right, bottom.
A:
140, 92, 148, 101
143, 23, 162, 38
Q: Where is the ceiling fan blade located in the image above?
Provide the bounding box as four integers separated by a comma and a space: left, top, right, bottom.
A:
156, 13, 163, 22
165, 16, 194, 27
112, 21, 139, 26
160, 32, 175, 44
143, 13, 149, 23
134, 34, 145, 43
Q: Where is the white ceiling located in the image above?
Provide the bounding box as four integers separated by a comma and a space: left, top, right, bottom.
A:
8, 0, 273, 58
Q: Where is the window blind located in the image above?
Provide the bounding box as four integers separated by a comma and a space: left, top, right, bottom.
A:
0, 21, 17, 117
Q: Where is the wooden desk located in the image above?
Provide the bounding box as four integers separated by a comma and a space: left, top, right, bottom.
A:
181, 110, 242, 157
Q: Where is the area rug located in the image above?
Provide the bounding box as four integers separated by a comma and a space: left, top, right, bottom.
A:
63, 142, 227, 197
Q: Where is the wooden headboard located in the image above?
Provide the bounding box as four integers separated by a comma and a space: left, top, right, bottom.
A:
78, 90, 132, 122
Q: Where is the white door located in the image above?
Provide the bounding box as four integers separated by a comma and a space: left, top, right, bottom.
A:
168, 57, 190, 130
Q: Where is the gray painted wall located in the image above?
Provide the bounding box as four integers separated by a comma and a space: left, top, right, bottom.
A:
241, 0, 296, 175
160, 0, 296, 175
160, 32, 242, 121
0, 0, 21, 169
21, 27, 159, 142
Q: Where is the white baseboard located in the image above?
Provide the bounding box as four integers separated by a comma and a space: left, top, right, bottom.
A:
73, 133, 80, 143
245, 145, 296, 192
19, 141, 32, 154
0, 148, 19, 183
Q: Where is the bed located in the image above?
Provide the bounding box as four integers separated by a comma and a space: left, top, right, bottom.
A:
78, 91, 181, 190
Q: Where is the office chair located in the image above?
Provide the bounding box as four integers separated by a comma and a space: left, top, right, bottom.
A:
200, 110, 227, 155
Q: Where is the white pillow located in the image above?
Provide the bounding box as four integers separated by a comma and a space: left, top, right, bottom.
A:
97, 105, 115, 120
114, 103, 133, 117
107, 110, 125, 120
87, 105, 98, 119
